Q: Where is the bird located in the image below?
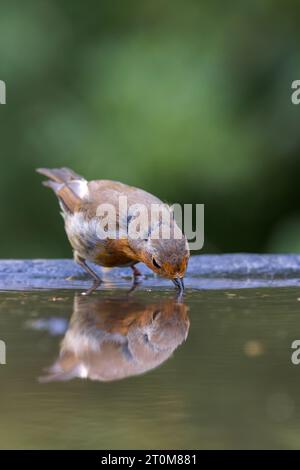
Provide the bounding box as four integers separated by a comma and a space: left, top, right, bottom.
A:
38, 294, 190, 383
36, 167, 189, 294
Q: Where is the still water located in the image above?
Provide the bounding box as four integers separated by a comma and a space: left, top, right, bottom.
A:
0, 287, 300, 449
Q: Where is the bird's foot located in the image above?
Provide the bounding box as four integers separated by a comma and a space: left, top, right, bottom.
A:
127, 269, 144, 295
81, 279, 102, 296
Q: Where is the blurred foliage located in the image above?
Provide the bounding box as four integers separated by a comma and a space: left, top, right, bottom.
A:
0, 0, 300, 257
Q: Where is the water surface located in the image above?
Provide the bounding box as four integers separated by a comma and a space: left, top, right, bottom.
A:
1, 286, 300, 449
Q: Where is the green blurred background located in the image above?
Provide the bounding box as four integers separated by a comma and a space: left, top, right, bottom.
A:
0, 0, 300, 258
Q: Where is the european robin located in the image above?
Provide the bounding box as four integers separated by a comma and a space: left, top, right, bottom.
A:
39, 294, 189, 383
36, 167, 189, 294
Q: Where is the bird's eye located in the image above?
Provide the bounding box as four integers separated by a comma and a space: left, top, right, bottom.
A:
152, 257, 161, 269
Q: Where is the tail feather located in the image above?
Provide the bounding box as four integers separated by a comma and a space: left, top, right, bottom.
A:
42, 180, 62, 192
37, 167, 86, 214
38, 364, 82, 383
36, 167, 84, 184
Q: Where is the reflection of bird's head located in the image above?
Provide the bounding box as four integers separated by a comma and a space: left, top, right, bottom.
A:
39, 295, 189, 383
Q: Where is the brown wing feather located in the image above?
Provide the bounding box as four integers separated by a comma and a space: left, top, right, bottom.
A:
37, 168, 164, 217
87, 180, 162, 207
56, 186, 81, 213
37, 167, 84, 214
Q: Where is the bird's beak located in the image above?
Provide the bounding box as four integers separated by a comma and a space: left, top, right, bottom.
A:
173, 277, 184, 293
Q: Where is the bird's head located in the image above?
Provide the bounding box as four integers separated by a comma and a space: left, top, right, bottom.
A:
129, 225, 190, 291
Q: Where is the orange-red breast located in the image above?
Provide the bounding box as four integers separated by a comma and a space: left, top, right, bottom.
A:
36, 167, 189, 294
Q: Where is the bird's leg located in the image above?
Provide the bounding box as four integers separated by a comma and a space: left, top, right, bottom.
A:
74, 253, 102, 295
127, 264, 143, 295
127, 280, 140, 295
131, 264, 142, 281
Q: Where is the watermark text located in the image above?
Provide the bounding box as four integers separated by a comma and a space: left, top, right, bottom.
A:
0, 340, 6, 364
0, 80, 6, 104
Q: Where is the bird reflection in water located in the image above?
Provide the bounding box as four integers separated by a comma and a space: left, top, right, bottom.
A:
38, 294, 189, 383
